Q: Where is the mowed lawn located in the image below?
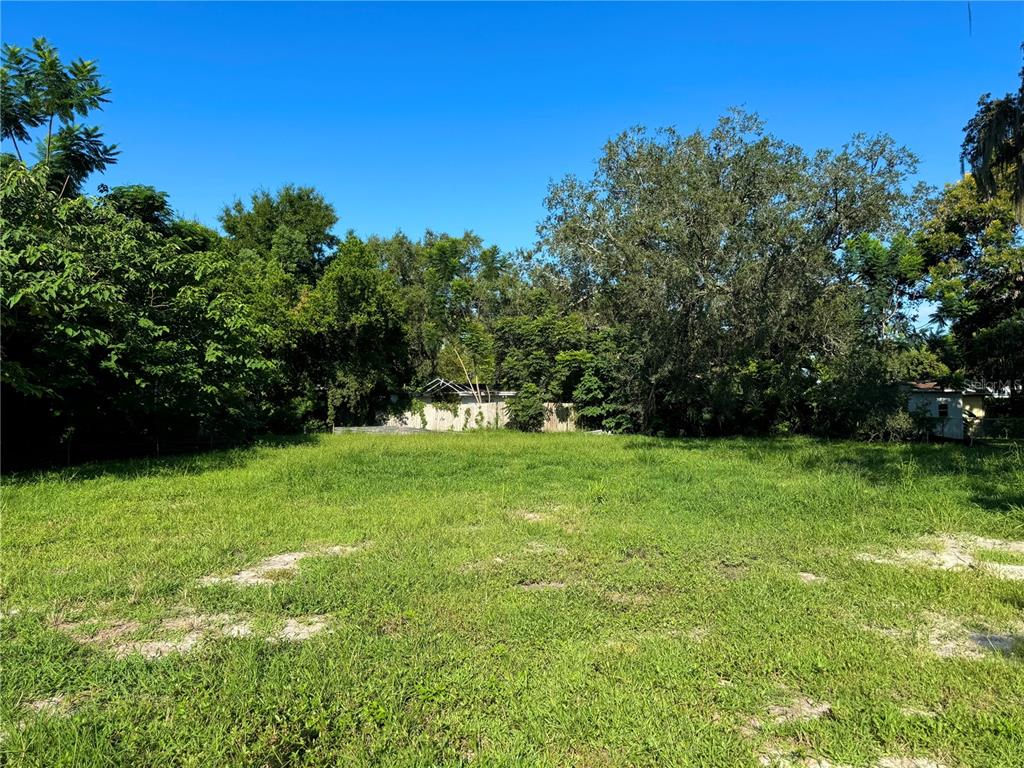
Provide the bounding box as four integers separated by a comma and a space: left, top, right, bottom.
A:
2, 434, 1023, 767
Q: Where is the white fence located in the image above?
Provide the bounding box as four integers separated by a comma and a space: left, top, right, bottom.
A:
383, 400, 576, 432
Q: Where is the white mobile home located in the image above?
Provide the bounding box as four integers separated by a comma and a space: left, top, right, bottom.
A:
906, 382, 987, 441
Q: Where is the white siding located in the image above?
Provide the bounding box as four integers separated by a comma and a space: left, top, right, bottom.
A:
907, 392, 965, 440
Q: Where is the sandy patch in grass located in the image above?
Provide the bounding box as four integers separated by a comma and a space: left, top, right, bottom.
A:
604, 590, 654, 607
523, 541, 569, 556
684, 626, 709, 643
742, 693, 831, 739
857, 533, 1024, 581
55, 610, 334, 658
99, 613, 251, 659
758, 746, 948, 768
718, 559, 754, 580
517, 580, 566, 591
119, 633, 205, 659
750, 701, 948, 768
516, 510, 547, 523
26, 695, 74, 716
869, 611, 1023, 660
201, 542, 371, 586
797, 572, 825, 583
56, 618, 141, 643
460, 554, 508, 573
898, 705, 938, 719
273, 616, 330, 642
767, 697, 832, 725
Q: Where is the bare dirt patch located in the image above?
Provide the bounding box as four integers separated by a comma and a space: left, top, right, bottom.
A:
274, 616, 330, 642
768, 696, 832, 725
718, 558, 755, 581
118, 633, 205, 660
898, 705, 938, 719
26, 695, 74, 716
920, 611, 1022, 659
869, 611, 1023, 660
757, 747, 948, 768
604, 590, 654, 607
523, 541, 568, 557
517, 510, 547, 523
517, 581, 567, 591
461, 554, 507, 573
742, 693, 831, 739
684, 626, 709, 643
54, 609, 333, 658
56, 618, 141, 644
797, 572, 825, 583
201, 542, 371, 587
857, 533, 1024, 581
104, 613, 251, 659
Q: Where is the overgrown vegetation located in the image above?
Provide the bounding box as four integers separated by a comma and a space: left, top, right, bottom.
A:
2, 434, 1022, 766
506, 383, 546, 432
2, 40, 1022, 467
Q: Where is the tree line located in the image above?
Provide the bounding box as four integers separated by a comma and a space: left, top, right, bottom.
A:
2, 39, 1021, 465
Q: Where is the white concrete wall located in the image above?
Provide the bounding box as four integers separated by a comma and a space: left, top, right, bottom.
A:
384, 397, 576, 432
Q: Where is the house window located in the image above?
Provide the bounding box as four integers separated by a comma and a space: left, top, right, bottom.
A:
937, 401, 949, 420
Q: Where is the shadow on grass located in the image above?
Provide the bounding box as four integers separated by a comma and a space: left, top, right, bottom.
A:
3, 433, 322, 486
746, 438, 1023, 514
622, 434, 1023, 514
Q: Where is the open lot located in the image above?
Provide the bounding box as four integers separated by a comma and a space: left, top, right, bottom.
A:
2, 433, 1023, 767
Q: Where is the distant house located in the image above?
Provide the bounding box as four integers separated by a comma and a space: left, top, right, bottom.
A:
383, 378, 576, 432
905, 382, 988, 441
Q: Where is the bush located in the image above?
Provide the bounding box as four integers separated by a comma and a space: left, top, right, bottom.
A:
856, 407, 929, 443
506, 384, 546, 432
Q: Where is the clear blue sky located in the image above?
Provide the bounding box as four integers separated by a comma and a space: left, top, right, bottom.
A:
3, 1, 1022, 253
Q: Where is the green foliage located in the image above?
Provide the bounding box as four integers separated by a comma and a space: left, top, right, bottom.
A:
295, 233, 408, 427
220, 185, 339, 283
4, 37, 1018, 462
541, 110, 924, 435
572, 371, 612, 430
843, 232, 925, 342
506, 383, 546, 432
920, 176, 1024, 412
856, 407, 929, 443
1, 38, 117, 195
1, 164, 279, 461
960, 59, 1024, 222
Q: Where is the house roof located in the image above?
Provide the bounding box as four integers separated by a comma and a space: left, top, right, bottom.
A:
421, 378, 517, 398
905, 381, 989, 396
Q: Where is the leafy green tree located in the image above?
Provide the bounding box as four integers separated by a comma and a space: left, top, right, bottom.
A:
842, 233, 925, 344
542, 110, 922, 435
297, 233, 407, 427
377, 230, 517, 388
1, 164, 279, 464
1, 38, 117, 195
103, 185, 176, 234
961, 60, 1024, 223
920, 175, 1024, 412
220, 185, 339, 283
506, 383, 546, 432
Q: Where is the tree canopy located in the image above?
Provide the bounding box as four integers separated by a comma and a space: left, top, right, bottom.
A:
2, 38, 1021, 466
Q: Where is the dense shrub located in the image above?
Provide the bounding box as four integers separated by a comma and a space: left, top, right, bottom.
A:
506, 384, 546, 432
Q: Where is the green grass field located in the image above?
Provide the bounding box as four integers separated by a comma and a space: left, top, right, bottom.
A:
2, 433, 1023, 767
